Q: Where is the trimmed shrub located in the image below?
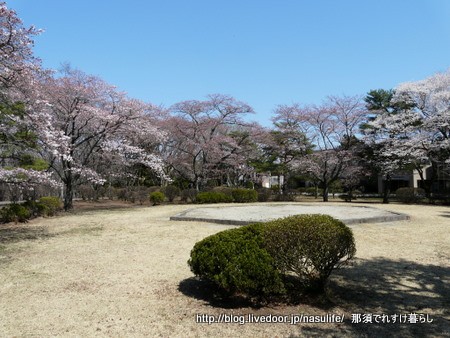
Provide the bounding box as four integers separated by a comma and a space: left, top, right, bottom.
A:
38, 196, 63, 216
231, 188, 258, 203
0, 204, 31, 223
273, 193, 295, 202
188, 224, 285, 299
262, 214, 356, 292
163, 185, 180, 202
117, 188, 130, 201
22, 200, 47, 217
132, 186, 151, 205
395, 187, 425, 204
211, 186, 234, 197
149, 191, 165, 205
78, 184, 96, 201
195, 191, 233, 204
181, 188, 198, 203
257, 188, 272, 202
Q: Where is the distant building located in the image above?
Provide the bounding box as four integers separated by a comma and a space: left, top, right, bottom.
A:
378, 164, 450, 194
259, 173, 284, 188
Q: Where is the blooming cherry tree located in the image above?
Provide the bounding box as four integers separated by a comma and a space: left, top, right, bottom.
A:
35, 68, 166, 209
0, 3, 61, 198
290, 96, 367, 201
367, 70, 450, 197
161, 94, 255, 190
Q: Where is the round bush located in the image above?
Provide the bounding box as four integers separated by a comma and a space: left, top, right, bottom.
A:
38, 196, 63, 216
0, 204, 31, 223
231, 188, 258, 203
257, 188, 272, 202
188, 224, 285, 299
395, 187, 425, 204
261, 214, 356, 291
195, 191, 233, 204
163, 185, 180, 202
149, 191, 165, 205
181, 188, 197, 203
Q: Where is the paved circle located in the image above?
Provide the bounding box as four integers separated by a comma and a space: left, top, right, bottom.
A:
170, 203, 410, 225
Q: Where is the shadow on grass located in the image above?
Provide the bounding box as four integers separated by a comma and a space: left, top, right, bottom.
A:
0, 225, 55, 244
180, 258, 449, 337
323, 257, 450, 337
178, 277, 262, 309
440, 211, 450, 218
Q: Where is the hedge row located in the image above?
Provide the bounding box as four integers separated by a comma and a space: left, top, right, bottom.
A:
0, 196, 63, 224
195, 189, 258, 204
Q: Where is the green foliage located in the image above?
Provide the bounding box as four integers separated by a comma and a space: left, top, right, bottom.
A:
149, 191, 165, 205
188, 224, 285, 298
0, 101, 38, 156
38, 196, 63, 216
21, 200, 47, 217
395, 187, 425, 204
195, 191, 233, 204
0, 204, 31, 223
163, 185, 180, 202
181, 188, 198, 203
298, 187, 323, 195
211, 186, 233, 196
272, 193, 296, 202
133, 186, 152, 205
18, 155, 48, 171
231, 188, 258, 203
257, 188, 272, 202
188, 214, 356, 302
261, 214, 356, 292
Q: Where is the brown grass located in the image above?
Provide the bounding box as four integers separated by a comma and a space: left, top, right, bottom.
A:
0, 201, 449, 337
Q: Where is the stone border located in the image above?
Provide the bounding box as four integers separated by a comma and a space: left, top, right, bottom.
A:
170, 204, 410, 226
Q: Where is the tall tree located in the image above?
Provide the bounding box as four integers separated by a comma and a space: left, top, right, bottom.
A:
291, 96, 367, 201
253, 104, 311, 193
363, 89, 416, 203
0, 2, 58, 197
161, 94, 255, 190
366, 70, 450, 198
35, 67, 165, 210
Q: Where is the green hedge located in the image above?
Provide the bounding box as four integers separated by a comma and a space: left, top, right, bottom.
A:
0, 204, 31, 223
231, 189, 258, 203
395, 187, 425, 204
0, 196, 63, 223
195, 191, 233, 204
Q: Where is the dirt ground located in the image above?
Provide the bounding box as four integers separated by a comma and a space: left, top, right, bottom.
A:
0, 201, 449, 337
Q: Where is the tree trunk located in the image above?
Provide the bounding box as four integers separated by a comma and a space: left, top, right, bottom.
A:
382, 175, 391, 204
63, 171, 74, 210
322, 185, 329, 202
63, 182, 73, 210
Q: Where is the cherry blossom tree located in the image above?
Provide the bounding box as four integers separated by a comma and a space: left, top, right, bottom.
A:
366, 70, 450, 198
34, 67, 166, 210
0, 2, 41, 90
161, 94, 255, 190
290, 95, 367, 201
363, 89, 419, 202
0, 2, 60, 199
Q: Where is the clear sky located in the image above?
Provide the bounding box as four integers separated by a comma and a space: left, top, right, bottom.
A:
9, 0, 450, 126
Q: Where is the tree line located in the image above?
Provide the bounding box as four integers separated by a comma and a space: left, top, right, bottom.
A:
1, 3, 449, 210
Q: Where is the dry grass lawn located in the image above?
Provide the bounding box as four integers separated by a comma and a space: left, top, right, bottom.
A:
0, 201, 449, 337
